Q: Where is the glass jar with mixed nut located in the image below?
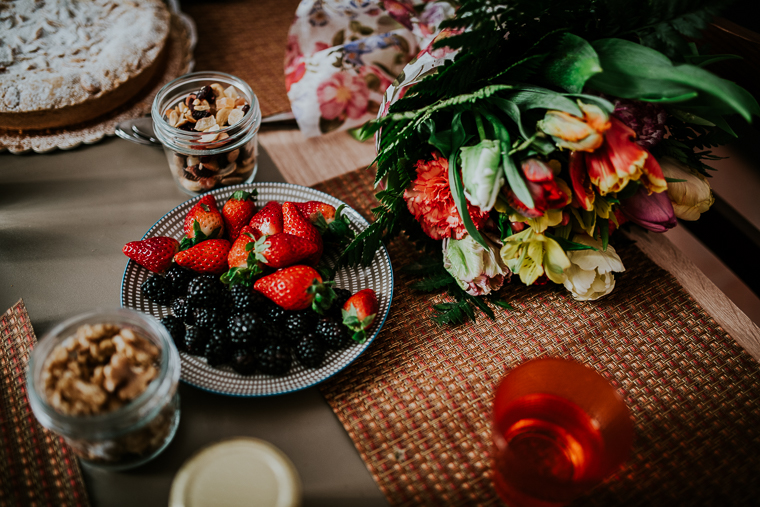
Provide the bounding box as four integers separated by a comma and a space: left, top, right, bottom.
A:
27, 308, 181, 470
152, 71, 261, 195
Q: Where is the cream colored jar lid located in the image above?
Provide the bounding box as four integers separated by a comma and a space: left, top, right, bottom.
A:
169, 438, 301, 507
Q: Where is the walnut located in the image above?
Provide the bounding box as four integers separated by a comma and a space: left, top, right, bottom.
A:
42, 322, 160, 416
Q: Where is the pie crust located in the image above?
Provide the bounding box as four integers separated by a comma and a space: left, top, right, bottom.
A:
0, 0, 171, 131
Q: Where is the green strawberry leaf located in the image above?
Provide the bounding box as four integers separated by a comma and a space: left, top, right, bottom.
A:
231, 190, 253, 201
351, 329, 367, 343
312, 213, 329, 235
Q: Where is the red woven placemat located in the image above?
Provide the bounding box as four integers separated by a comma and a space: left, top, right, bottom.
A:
314, 168, 760, 506
0, 300, 90, 507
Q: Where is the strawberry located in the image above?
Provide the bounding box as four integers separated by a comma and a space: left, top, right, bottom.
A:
249, 201, 283, 237
182, 194, 225, 248
226, 226, 261, 269
253, 232, 320, 269
222, 190, 257, 242
282, 202, 322, 266
295, 201, 336, 224
221, 226, 262, 286
342, 289, 379, 343
174, 239, 231, 275
254, 265, 335, 312
122, 237, 179, 274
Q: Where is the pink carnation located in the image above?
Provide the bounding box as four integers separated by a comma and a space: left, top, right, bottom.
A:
403, 153, 489, 240
317, 71, 369, 121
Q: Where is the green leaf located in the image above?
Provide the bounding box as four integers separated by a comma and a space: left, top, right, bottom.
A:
448, 112, 487, 248
598, 218, 610, 250
491, 299, 514, 311
480, 111, 535, 209
507, 90, 583, 117
545, 233, 597, 252
543, 33, 602, 93
497, 212, 513, 241
411, 273, 457, 292
421, 120, 453, 157
684, 54, 743, 68
588, 38, 760, 121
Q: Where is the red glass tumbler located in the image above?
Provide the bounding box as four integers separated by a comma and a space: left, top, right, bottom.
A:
491, 357, 634, 507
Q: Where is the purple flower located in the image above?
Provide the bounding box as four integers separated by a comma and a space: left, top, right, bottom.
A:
620, 185, 677, 233
613, 99, 668, 148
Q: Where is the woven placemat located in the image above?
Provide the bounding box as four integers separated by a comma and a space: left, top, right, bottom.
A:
314, 168, 760, 506
0, 300, 90, 507
183, 0, 301, 119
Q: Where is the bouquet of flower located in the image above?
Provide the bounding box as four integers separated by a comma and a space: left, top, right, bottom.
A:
339, 0, 759, 324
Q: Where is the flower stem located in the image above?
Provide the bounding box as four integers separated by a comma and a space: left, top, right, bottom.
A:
474, 113, 486, 142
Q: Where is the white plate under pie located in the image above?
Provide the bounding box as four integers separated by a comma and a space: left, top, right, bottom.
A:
120, 182, 393, 396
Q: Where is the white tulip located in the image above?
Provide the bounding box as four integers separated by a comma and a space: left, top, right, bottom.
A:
561, 235, 625, 301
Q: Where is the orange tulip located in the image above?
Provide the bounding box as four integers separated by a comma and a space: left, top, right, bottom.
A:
538, 102, 611, 152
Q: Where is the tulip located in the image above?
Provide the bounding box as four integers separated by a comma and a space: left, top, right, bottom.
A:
569, 151, 595, 211
505, 158, 571, 218
537, 102, 611, 152
443, 234, 509, 296
619, 185, 677, 232
585, 117, 648, 195
659, 156, 714, 220
561, 235, 625, 301
460, 139, 504, 212
500, 229, 571, 286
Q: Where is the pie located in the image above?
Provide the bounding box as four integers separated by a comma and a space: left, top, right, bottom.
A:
0, 0, 171, 131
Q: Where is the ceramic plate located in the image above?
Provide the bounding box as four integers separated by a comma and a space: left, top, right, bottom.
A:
121, 182, 393, 396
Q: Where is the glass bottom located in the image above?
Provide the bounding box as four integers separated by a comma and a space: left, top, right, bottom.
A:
174, 161, 258, 197
79, 393, 181, 471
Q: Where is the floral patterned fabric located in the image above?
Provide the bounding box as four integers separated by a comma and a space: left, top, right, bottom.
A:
286, 0, 456, 137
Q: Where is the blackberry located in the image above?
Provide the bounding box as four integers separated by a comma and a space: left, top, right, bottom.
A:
205, 329, 231, 367
141, 275, 173, 305
329, 288, 352, 319
184, 327, 210, 356
228, 312, 266, 350
284, 311, 315, 344
171, 297, 193, 324
160, 315, 186, 351
193, 307, 228, 332
230, 349, 258, 375
295, 333, 326, 369
263, 303, 287, 326
264, 323, 291, 346
165, 265, 195, 297
230, 285, 266, 314
257, 343, 292, 376
186, 275, 226, 309
315, 317, 350, 350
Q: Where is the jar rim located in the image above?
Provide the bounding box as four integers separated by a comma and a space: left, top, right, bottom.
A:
26, 308, 180, 438
151, 71, 261, 156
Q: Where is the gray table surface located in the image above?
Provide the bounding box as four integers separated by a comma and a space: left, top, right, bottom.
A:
0, 138, 388, 507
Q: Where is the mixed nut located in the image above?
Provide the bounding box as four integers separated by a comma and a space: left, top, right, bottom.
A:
162, 82, 257, 193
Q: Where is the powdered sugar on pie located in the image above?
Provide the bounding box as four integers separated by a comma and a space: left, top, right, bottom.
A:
0, 0, 171, 130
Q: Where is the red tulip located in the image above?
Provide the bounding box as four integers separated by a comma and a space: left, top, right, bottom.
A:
505, 158, 570, 218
